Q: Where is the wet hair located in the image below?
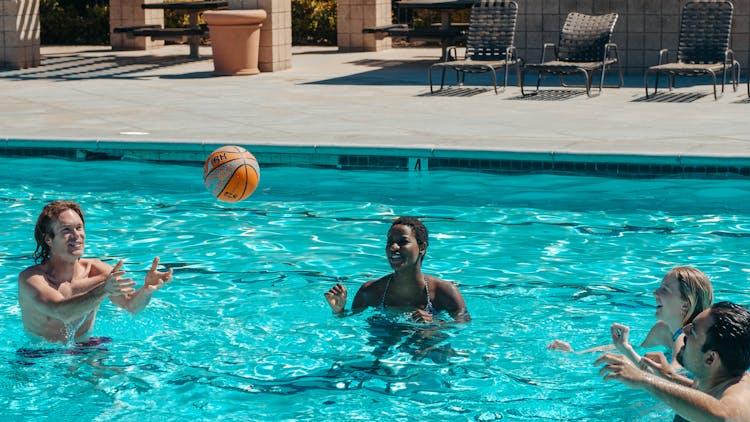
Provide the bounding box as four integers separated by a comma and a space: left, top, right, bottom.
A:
33, 200, 85, 264
390, 216, 428, 257
701, 301, 750, 376
669, 266, 713, 326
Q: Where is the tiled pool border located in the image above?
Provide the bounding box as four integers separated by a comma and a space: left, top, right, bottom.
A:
3, 138, 750, 178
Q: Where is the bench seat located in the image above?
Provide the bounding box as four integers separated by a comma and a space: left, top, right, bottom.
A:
362, 24, 466, 41
114, 26, 209, 41
112, 25, 162, 34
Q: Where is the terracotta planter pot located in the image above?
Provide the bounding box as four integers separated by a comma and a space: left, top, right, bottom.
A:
203, 10, 268, 76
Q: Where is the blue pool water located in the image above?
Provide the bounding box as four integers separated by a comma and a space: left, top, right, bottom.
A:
1, 157, 750, 421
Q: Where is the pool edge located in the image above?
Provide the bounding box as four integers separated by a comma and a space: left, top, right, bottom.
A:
3, 137, 750, 178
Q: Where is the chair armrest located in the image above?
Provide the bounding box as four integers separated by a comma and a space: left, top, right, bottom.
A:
657, 49, 669, 65
541, 43, 557, 62
604, 42, 619, 62
725, 48, 735, 65
444, 46, 458, 62
506, 45, 518, 61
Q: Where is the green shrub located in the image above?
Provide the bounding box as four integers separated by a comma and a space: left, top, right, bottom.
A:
40, 0, 109, 45
38, 0, 339, 46
292, 0, 336, 45
164, 0, 192, 29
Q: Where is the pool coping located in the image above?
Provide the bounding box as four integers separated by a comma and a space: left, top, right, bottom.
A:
4, 137, 750, 178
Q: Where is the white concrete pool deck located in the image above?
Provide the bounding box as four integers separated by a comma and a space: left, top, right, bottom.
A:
1, 44, 750, 166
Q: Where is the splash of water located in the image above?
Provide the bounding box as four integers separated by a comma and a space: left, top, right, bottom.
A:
64, 315, 89, 346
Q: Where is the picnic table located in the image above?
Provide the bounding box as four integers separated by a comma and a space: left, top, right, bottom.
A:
114, 1, 229, 59
363, 0, 474, 59
395, 0, 474, 31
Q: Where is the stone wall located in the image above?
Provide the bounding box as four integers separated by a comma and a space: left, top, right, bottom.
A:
515, 0, 749, 76
109, 0, 165, 50
0, 0, 40, 69
229, 0, 292, 71
338, 0, 392, 52
338, 0, 750, 75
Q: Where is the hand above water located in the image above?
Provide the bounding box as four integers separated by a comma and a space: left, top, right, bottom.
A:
143, 257, 173, 292
638, 351, 693, 386
547, 340, 573, 352
610, 322, 632, 352
105, 260, 136, 297
411, 308, 434, 324
325, 283, 347, 314
595, 352, 648, 389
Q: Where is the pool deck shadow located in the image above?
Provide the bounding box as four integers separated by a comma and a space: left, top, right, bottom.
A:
0, 47, 215, 80
2, 44, 750, 172
306, 57, 437, 86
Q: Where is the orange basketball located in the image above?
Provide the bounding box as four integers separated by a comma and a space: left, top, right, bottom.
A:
203, 146, 260, 202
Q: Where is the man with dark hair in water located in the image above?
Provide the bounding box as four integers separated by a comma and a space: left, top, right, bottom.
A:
18, 200, 173, 343
325, 216, 470, 323
596, 301, 750, 421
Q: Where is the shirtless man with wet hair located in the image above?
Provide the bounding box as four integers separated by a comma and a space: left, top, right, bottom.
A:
596, 301, 750, 422
18, 200, 173, 343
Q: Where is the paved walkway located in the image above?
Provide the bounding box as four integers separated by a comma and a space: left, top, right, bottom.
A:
1, 45, 750, 166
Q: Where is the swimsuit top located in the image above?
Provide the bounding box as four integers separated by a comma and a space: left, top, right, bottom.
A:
380, 273, 436, 315
659, 328, 685, 362
672, 327, 684, 342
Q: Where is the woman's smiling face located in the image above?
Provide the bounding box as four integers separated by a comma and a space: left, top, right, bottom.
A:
385, 224, 423, 270
653, 273, 686, 325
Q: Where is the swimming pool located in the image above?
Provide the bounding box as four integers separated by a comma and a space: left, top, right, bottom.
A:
2, 157, 749, 421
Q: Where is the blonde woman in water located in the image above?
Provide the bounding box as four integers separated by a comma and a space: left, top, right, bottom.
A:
549, 266, 713, 385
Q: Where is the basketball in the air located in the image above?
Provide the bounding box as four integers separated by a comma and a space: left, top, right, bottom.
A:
203, 146, 260, 202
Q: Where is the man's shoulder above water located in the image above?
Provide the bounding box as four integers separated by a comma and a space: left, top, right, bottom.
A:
18, 263, 46, 280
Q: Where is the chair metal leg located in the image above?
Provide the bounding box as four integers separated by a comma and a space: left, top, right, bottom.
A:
502, 62, 510, 92
733, 61, 740, 92
535, 72, 543, 93
721, 62, 740, 93
709, 70, 718, 100
490, 67, 498, 94
515, 59, 524, 88
645, 69, 664, 99
581, 69, 595, 97
561, 63, 620, 92
721, 63, 734, 94
429, 66, 435, 94
428, 65, 447, 94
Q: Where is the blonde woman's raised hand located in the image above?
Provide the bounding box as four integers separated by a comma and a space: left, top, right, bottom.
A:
611, 322, 632, 351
